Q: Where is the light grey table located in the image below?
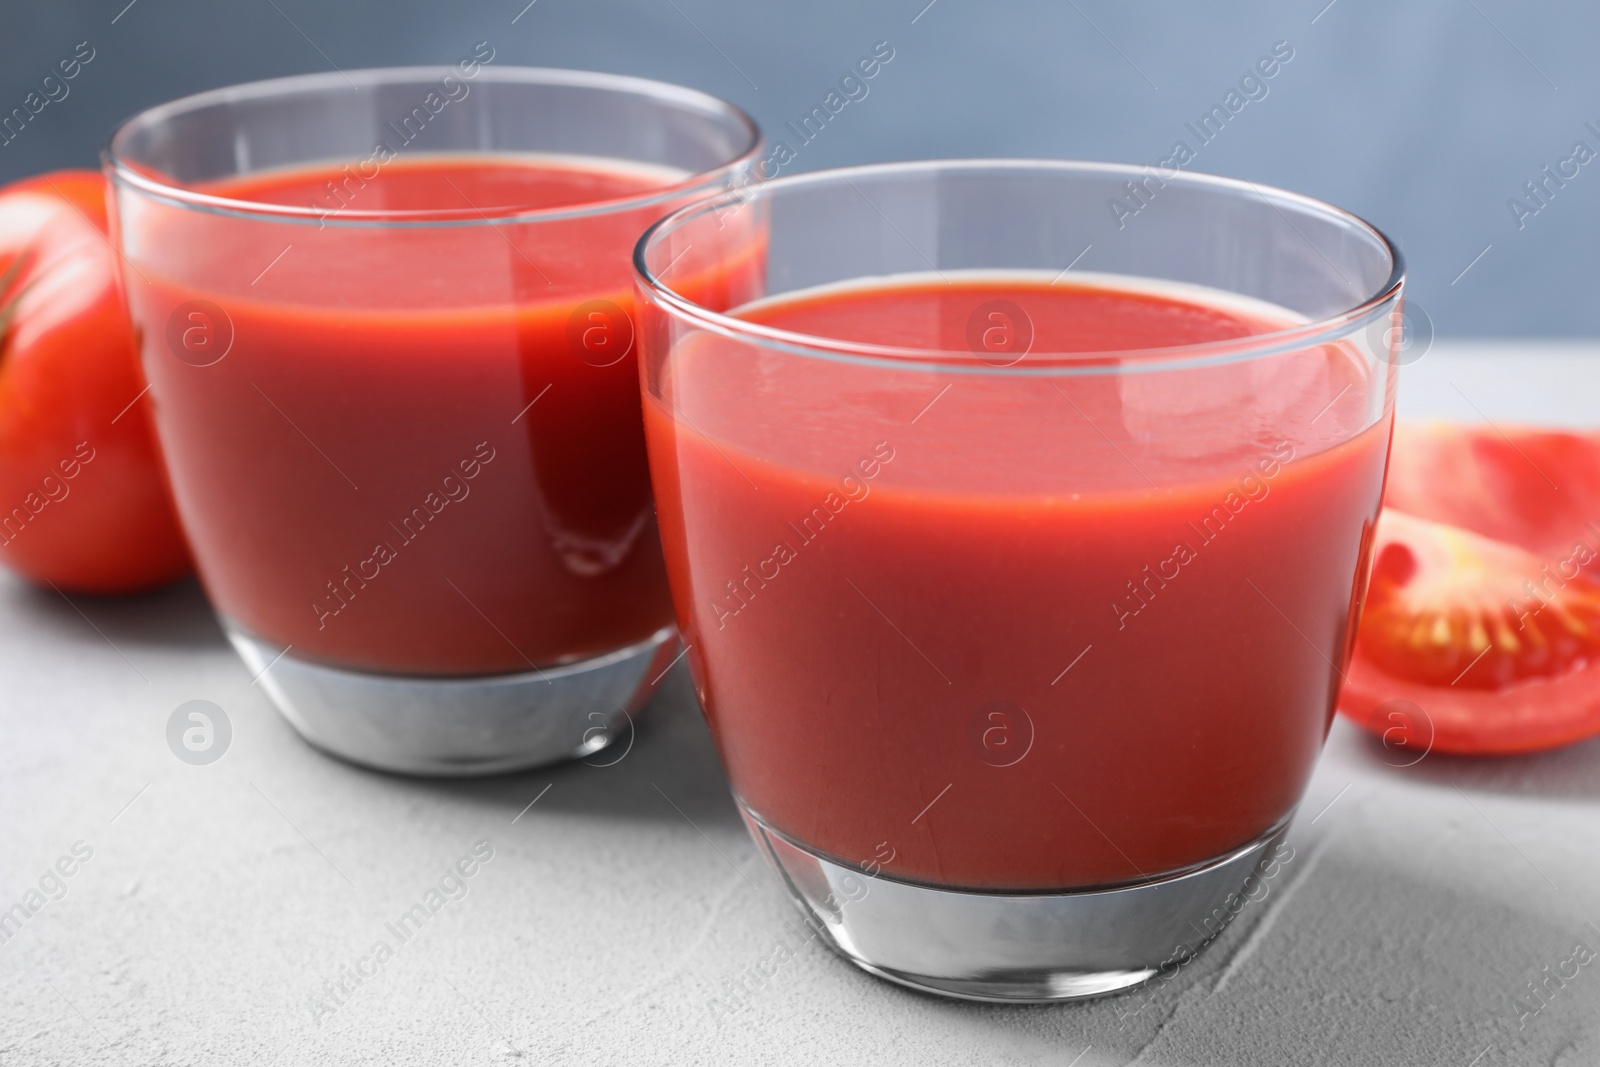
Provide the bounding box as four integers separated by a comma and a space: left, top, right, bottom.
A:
5, 342, 1599, 1067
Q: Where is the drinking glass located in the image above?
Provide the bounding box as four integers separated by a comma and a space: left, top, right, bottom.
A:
633, 160, 1401, 1000
107, 66, 759, 774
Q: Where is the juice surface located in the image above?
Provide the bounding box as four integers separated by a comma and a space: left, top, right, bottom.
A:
130, 154, 753, 675
210, 154, 684, 216
644, 272, 1391, 890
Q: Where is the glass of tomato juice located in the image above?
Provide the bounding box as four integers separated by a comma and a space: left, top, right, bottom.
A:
633, 160, 1402, 1000
105, 65, 760, 774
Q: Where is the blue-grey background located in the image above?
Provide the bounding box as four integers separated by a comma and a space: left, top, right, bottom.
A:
2, 0, 1594, 337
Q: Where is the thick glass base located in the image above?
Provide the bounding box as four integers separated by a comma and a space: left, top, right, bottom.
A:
226, 622, 679, 776
739, 803, 1291, 1003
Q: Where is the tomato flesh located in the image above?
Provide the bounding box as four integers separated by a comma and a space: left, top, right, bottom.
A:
1360, 509, 1600, 689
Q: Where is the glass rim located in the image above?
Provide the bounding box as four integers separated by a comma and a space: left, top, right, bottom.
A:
104, 65, 762, 229
633, 158, 1407, 377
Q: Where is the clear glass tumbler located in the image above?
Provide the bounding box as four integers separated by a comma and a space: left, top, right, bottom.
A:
634, 160, 1401, 1000
107, 65, 759, 774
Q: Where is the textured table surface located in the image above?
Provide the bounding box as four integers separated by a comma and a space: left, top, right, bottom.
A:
4, 342, 1600, 1067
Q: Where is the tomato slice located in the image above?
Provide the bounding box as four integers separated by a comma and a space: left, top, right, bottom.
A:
1383, 421, 1600, 559
1339, 423, 1600, 754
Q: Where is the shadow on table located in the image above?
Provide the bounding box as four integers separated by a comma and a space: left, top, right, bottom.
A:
9, 574, 225, 651
1343, 724, 1600, 802
5, 568, 738, 829
392, 665, 743, 833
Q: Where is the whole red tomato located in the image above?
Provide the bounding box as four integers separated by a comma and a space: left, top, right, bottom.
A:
0, 169, 190, 593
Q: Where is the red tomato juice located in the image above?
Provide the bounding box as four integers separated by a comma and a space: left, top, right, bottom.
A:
126, 155, 759, 675
643, 273, 1391, 890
